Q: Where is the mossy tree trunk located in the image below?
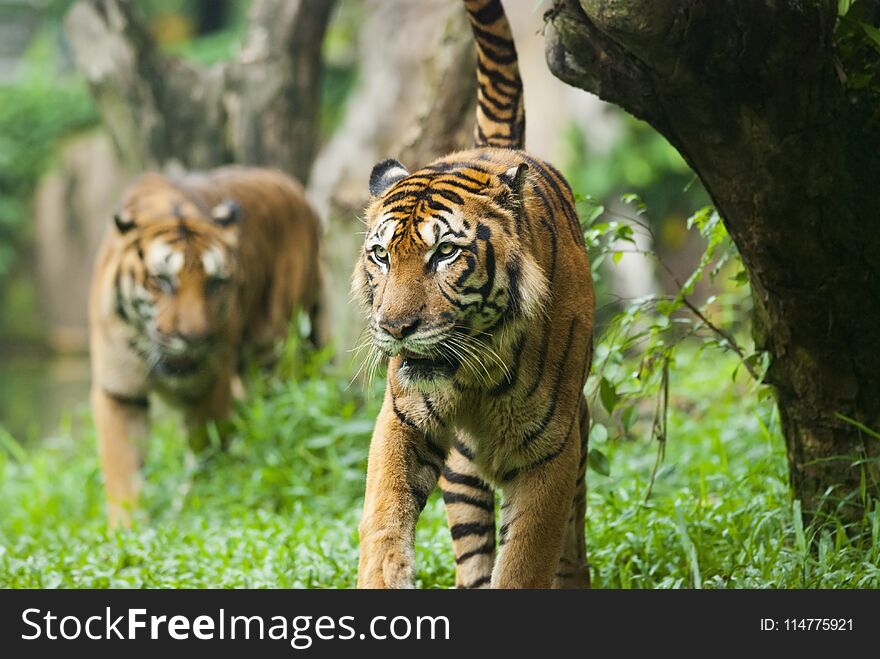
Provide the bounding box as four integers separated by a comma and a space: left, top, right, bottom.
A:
545, 0, 880, 521
64, 0, 335, 183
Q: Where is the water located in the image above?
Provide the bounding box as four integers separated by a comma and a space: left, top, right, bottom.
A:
0, 351, 91, 444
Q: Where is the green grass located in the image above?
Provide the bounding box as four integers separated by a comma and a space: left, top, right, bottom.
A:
0, 346, 878, 588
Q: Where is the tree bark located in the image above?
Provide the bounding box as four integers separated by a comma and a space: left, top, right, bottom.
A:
546, 0, 880, 520
63, 0, 334, 183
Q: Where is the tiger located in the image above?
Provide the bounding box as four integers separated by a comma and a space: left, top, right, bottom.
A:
353, 0, 595, 588
89, 166, 325, 527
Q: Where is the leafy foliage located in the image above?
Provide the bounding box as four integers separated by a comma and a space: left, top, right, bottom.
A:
0, 32, 99, 339
579, 192, 763, 483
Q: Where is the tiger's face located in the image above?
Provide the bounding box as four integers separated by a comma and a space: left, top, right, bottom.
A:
112, 196, 241, 376
353, 159, 547, 392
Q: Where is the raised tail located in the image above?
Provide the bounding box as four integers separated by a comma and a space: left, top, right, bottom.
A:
464, 0, 525, 150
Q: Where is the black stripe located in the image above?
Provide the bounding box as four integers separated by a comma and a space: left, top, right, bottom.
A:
479, 79, 515, 110
456, 541, 495, 564
498, 520, 512, 545
424, 161, 493, 175
523, 318, 552, 398
431, 187, 465, 206
445, 171, 488, 188
382, 189, 419, 206
505, 257, 523, 317
505, 372, 583, 482
490, 331, 525, 396
476, 57, 518, 92
467, 0, 504, 25
471, 23, 516, 54
454, 253, 478, 288
442, 467, 491, 490
392, 397, 421, 431
413, 449, 442, 477
442, 490, 494, 512
450, 522, 495, 540
452, 437, 475, 460
520, 153, 582, 246
423, 395, 445, 426
462, 575, 492, 589
478, 98, 513, 126
502, 437, 566, 482
103, 389, 149, 408
425, 197, 456, 215
425, 436, 447, 463
411, 483, 432, 512
519, 319, 578, 449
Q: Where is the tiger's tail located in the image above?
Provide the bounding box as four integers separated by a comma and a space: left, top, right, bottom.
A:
464, 0, 525, 150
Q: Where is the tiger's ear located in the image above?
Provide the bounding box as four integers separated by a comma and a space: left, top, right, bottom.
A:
113, 210, 136, 234
211, 200, 242, 227
369, 158, 409, 197
498, 163, 529, 194
497, 163, 529, 210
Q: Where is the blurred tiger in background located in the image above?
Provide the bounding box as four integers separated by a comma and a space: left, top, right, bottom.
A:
89, 166, 325, 527
354, 0, 595, 588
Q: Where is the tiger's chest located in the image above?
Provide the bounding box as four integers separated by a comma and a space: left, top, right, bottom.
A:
399, 383, 557, 485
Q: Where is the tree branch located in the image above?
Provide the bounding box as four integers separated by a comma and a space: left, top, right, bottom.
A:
226, 0, 337, 182
64, 0, 204, 169
65, 0, 336, 179
544, 0, 665, 130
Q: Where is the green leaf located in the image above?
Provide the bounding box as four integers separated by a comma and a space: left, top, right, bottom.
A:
599, 377, 619, 414
612, 251, 623, 265
730, 269, 749, 287
621, 406, 638, 433
835, 413, 880, 441
587, 448, 610, 477
589, 423, 608, 444
861, 22, 880, 54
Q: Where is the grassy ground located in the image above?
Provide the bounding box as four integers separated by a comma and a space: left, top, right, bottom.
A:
1, 346, 878, 588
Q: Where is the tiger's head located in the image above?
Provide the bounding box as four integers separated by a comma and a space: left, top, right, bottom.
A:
353, 157, 548, 392
109, 180, 242, 376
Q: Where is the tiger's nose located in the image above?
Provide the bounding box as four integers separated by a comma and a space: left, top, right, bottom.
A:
378, 316, 421, 340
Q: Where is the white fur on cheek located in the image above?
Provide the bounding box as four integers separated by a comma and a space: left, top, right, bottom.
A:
201, 246, 226, 277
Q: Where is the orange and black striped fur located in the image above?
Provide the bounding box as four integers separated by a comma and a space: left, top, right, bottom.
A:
90, 166, 324, 527
354, 0, 594, 588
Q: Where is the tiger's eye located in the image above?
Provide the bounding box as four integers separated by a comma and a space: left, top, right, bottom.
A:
151, 273, 174, 293
372, 245, 388, 261
437, 242, 455, 256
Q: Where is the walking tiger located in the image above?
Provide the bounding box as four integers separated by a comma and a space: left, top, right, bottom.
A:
90, 166, 324, 527
354, 0, 595, 588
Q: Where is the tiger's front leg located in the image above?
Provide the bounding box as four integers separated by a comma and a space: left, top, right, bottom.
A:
493, 424, 580, 588
92, 384, 149, 528
357, 392, 448, 588
183, 370, 234, 452
440, 445, 496, 589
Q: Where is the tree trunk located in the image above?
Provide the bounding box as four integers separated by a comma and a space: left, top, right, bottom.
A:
545, 0, 880, 520
63, 0, 335, 183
